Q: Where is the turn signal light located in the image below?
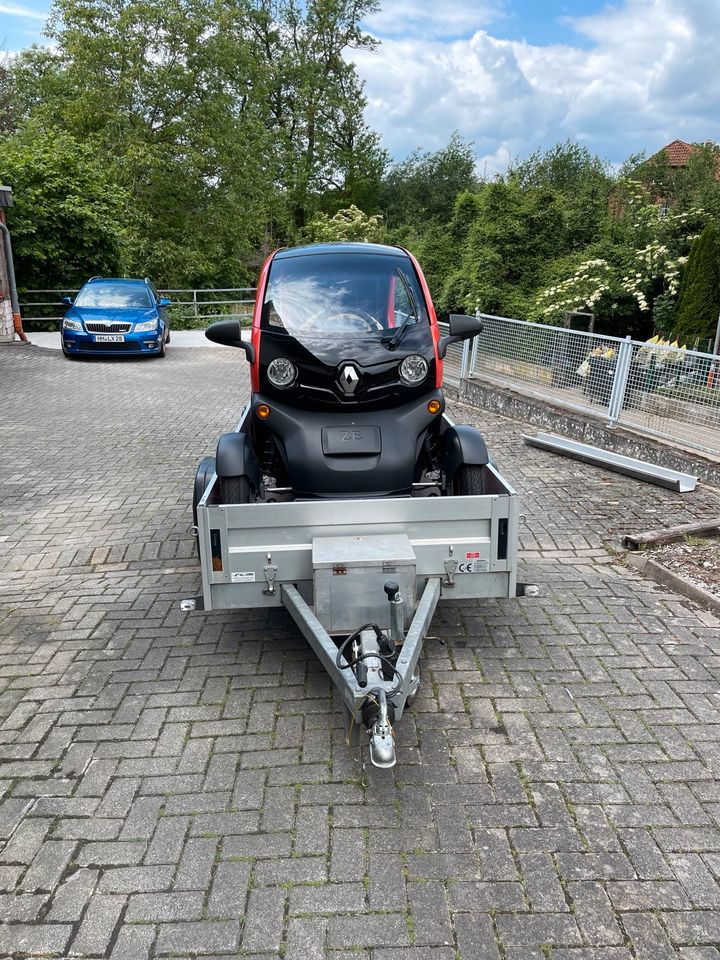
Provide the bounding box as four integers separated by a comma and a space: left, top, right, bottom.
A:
427, 399, 442, 414
257, 404, 271, 420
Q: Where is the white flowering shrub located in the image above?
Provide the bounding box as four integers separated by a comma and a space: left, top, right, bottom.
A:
303, 205, 386, 244
533, 179, 702, 328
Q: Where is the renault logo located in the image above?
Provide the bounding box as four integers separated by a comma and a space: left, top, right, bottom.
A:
339, 364, 360, 395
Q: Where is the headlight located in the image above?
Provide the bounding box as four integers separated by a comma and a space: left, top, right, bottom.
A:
399, 354, 428, 385
62, 317, 83, 331
135, 318, 159, 332
267, 357, 297, 388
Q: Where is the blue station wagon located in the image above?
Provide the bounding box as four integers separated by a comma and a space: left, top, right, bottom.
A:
61, 277, 171, 358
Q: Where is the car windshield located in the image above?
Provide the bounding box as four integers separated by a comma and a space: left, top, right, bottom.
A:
75, 283, 153, 309
262, 253, 428, 338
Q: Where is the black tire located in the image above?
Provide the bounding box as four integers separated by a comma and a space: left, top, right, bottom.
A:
157, 335, 166, 358
452, 464, 487, 496
165, 329, 171, 344
219, 475, 253, 504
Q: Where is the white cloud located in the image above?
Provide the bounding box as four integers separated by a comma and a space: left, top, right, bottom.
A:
364, 0, 505, 40
354, 0, 720, 170
0, 2, 46, 20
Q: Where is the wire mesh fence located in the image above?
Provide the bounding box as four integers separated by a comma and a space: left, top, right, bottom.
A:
467, 313, 720, 456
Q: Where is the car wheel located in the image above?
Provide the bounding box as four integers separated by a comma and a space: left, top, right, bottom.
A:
157, 335, 166, 358
165, 329, 171, 344
451, 464, 487, 496
219, 476, 253, 504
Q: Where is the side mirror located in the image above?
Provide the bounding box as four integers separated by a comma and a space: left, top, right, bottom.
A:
159, 297, 171, 307
205, 318, 255, 363
62, 296, 74, 306
438, 313, 483, 359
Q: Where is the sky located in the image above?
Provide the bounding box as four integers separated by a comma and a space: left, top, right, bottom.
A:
2, 0, 719, 175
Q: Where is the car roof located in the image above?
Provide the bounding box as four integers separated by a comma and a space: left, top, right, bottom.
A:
84, 277, 152, 286
273, 242, 408, 261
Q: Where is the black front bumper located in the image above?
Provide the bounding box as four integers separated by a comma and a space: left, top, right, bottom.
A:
252, 391, 444, 499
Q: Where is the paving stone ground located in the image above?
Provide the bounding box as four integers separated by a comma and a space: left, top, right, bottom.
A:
2, 342, 720, 959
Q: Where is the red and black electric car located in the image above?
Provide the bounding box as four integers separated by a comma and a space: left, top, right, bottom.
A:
200, 242, 488, 504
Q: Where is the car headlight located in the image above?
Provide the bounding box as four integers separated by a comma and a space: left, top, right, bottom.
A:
62, 317, 83, 332
135, 318, 159, 332
399, 354, 428, 385
267, 357, 297, 388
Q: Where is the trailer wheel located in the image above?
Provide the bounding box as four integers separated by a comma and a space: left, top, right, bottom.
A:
219, 476, 253, 504
452, 464, 487, 496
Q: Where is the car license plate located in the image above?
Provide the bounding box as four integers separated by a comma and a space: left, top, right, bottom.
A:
94, 334, 124, 342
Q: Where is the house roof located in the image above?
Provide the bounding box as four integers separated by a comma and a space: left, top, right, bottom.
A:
662, 139, 694, 167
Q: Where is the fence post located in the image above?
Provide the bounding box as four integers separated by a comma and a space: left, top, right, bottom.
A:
193, 289, 198, 323
606, 335, 633, 424
469, 331, 480, 378
460, 338, 472, 380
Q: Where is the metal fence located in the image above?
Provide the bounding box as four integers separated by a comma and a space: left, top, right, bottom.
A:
462, 313, 720, 457
19, 288, 256, 326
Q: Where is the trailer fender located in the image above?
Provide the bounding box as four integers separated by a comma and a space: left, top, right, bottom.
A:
441, 424, 489, 482
193, 456, 216, 528
215, 433, 262, 490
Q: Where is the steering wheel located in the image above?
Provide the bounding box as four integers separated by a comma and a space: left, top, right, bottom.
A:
326, 310, 384, 333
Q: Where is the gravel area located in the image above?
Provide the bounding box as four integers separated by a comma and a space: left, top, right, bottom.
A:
646, 534, 720, 598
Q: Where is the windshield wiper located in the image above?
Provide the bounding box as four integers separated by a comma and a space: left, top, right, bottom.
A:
382, 270, 419, 351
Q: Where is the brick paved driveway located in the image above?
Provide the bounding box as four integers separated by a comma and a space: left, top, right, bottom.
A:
2, 343, 720, 960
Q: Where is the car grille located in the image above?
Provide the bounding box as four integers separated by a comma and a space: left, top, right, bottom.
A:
80, 341, 141, 351
85, 322, 132, 333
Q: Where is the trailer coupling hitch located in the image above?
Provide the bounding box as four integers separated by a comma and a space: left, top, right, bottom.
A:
365, 688, 397, 769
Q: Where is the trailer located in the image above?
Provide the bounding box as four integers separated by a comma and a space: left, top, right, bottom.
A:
183, 406, 534, 769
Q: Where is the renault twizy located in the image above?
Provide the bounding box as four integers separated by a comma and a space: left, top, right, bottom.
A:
202, 242, 488, 503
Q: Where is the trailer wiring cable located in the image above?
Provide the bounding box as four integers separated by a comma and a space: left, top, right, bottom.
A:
335, 625, 403, 698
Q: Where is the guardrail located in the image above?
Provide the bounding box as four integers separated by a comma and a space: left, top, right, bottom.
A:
19, 288, 256, 326
461, 313, 720, 457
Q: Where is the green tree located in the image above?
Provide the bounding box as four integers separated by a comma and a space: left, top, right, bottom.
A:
439, 180, 564, 317
675, 223, 720, 345
9, 0, 385, 284
0, 124, 127, 288
247, 0, 386, 228
509, 140, 612, 249
381, 133, 477, 230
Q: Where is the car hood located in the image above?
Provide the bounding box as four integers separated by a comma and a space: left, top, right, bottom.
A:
68, 306, 158, 324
